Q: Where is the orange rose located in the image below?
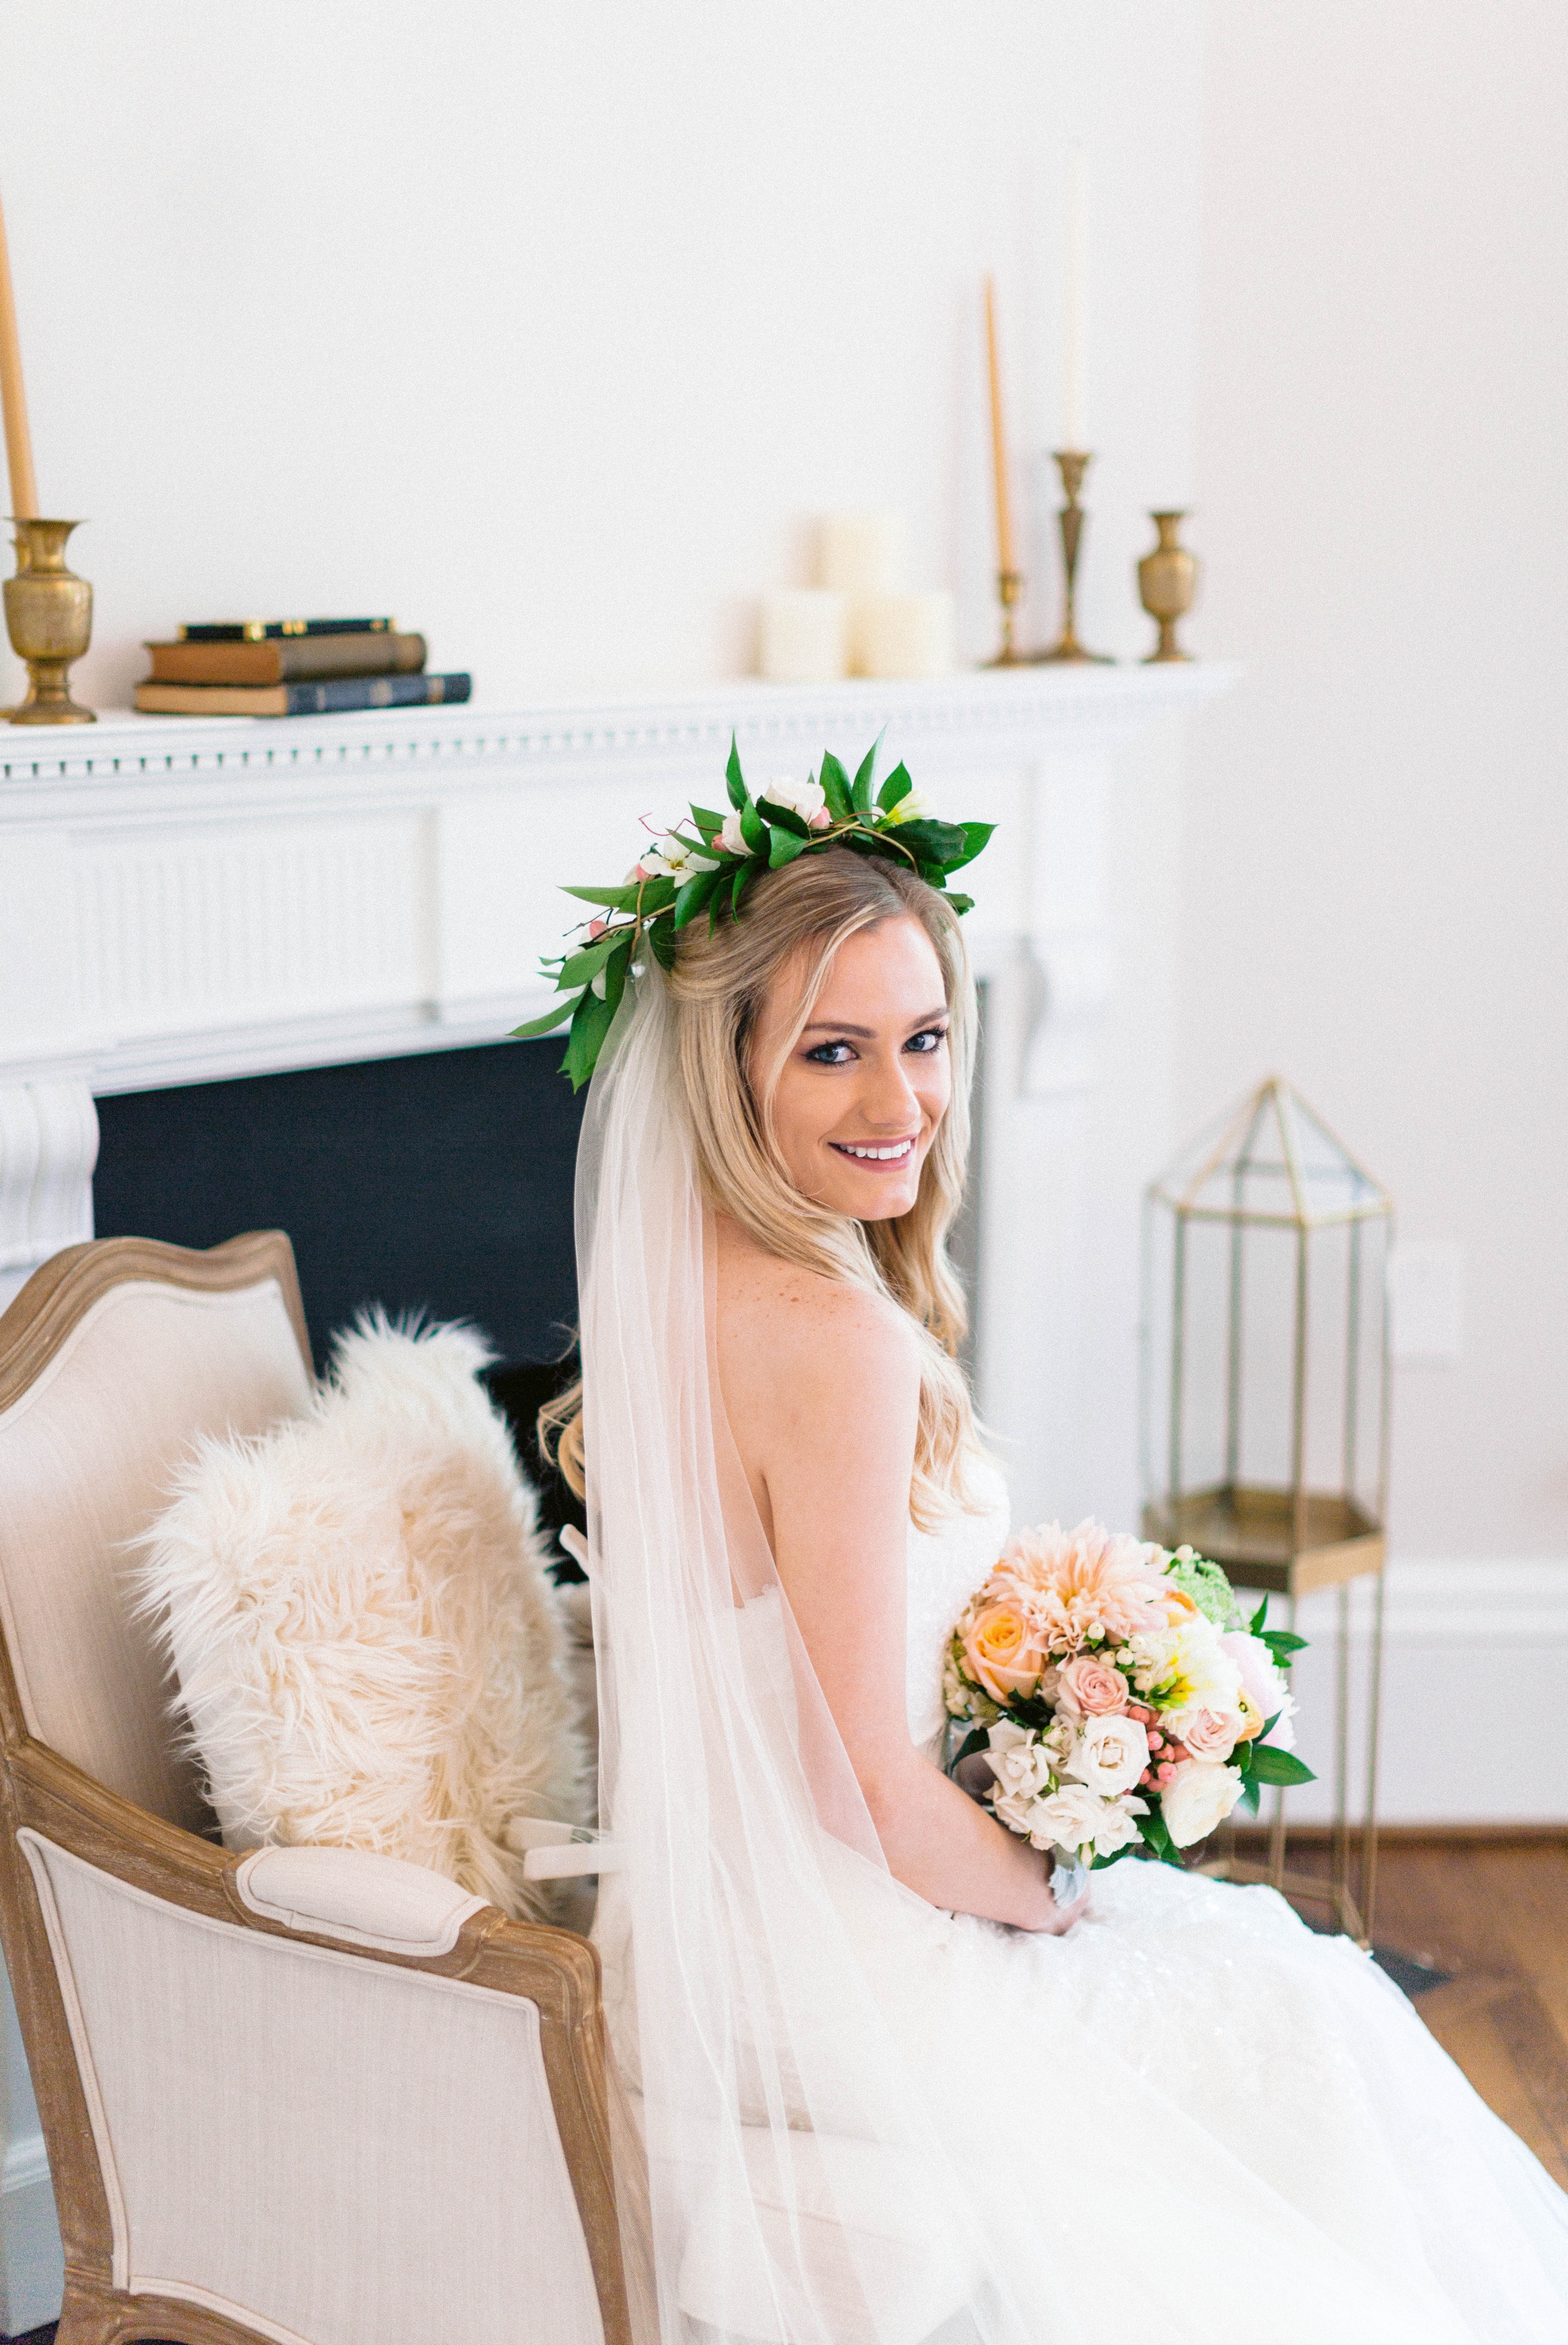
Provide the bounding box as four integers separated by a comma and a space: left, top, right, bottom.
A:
962, 1602, 1047, 1703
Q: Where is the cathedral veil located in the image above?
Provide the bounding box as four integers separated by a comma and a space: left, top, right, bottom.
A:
575, 967, 1014, 2345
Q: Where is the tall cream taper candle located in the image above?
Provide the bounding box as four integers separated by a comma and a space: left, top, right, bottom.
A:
0, 184, 38, 519
983, 275, 1017, 579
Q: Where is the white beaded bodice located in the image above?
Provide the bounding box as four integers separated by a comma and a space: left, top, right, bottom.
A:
904, 1458, 1011, 1755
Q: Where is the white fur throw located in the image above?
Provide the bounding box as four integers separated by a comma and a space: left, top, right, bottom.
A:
136, 1313, 586, 1925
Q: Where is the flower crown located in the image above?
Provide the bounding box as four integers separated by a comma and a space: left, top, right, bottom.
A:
514, 732, 995, 1089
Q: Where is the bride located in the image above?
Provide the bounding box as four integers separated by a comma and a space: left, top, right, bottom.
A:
541, 784, 1568, 2344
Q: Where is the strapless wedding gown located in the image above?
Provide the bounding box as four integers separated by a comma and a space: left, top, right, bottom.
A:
884, 1466, 1568, 2342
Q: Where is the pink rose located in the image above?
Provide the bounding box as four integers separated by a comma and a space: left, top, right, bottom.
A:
1055, 1654, 1130, 1720
961, 1602, 1048, 1703
1180, 1706, 1245, 1763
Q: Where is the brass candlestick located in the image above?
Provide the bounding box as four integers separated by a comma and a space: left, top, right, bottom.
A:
1037, 450, 1112, 665
5, 518, 93, 723
1137, 509, 1198, 661
984, 568, 1027, 666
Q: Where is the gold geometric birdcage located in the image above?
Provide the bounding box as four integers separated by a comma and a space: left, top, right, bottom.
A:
1141, 1078, 1394, 1941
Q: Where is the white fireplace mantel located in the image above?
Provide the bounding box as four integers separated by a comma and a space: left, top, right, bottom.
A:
0, 668, 1236, 1489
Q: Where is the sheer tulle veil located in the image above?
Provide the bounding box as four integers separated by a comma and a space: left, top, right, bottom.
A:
575, 965, 1027, 2345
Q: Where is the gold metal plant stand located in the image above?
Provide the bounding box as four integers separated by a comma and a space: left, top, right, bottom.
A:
1142, 1079, 1395, 1944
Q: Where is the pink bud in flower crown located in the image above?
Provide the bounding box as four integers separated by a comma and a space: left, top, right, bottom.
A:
808, 807, 833, 829
586, 919, 608, 939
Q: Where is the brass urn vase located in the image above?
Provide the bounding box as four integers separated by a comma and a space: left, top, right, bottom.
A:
5, 517, 94, 723
1136, 510, 1197, 665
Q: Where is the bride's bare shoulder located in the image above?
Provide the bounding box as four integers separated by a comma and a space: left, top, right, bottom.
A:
714, 1214, 918, 1399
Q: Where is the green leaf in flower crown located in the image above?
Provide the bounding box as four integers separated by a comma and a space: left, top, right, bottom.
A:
877, 761, 913, 815
946, 892, 975, 916
689, 805, 726, 841
725, 733, 748, 811
916, 861, 947, 890
820, 752, 854, 823
1247, 1744, 1317, 1788
647, 914, 678, 972
511, 992, 582, 1040
768, 828, 809, 869
563, 984, 617, 1091
950, 820, 997, 871
673, 866, 723, 931
563, 883, 639, 910
740, 799, 766, 854
757, 796, 810, 838
731, 861, 753, 917
851, 727, 885, 814
888, 818, 970, 866
558, 929, 626, 988
635, 874, 678, 914
601, 935, 632, 1014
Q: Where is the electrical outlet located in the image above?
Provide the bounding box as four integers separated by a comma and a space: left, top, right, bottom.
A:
1387, 1243, 1464, 1364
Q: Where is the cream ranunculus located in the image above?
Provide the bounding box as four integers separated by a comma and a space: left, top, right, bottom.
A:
1063, 1712, 1150, 1799
1160, 1759, 1244, 1848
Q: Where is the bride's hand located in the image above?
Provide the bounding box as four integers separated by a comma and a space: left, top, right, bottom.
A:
1027, 1854, 1090, 1935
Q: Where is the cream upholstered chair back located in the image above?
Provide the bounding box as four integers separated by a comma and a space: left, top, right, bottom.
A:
0, 1233, 313, 1830
0, 1234, 637, 2345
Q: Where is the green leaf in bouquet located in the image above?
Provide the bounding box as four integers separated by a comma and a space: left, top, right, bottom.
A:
1138, 1806, 1181, 1867
952, 1724, 991, 1767
1248, 1744, 1317, 1788
511, 992, 582, 1040
1250, 1595, 1270, 1635
1263, 1630, 1308, 1658
1237, 1775, 1261, 1818
821, 751, 854, 822
725, 732, 748, 810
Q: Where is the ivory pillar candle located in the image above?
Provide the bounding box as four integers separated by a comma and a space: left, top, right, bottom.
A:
817, 512, 908, 596
1063, 145, 1086, 449
852, 592, 956, 680
758, 589, 848, 683
0, 183, 38, 518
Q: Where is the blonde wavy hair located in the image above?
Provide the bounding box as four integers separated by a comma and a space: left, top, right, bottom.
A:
543, 846, 983, 1525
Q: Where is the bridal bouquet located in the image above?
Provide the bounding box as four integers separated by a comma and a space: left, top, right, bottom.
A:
944, 1524, 1314, 1867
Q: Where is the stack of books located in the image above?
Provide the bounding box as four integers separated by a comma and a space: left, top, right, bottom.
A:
135, 618, 472, 717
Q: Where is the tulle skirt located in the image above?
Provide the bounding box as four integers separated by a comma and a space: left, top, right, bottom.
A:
855, 1859, 1568, 2344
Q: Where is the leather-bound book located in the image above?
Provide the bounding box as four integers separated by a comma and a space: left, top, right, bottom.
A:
134, 672, 472, 718
177, 618, 393, 642
144, 631, 427, 685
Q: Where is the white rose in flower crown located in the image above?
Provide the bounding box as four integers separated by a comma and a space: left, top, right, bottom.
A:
1160, 1759, 1244, 1849
1063, 1712, 1149, 1799
759, 776, 832, 829
717, 809, 750, 857
1030, 1782, 1146, 1860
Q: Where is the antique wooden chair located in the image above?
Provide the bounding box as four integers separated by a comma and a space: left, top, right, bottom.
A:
0, 1232, 631, 2345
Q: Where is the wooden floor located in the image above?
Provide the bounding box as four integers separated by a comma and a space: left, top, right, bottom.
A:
1270, 1831, 1568, 2190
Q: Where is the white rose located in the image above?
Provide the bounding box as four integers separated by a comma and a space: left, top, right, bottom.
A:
982, 1723, 1056, 1837
760, 775, 829, 827
1027, 1781, 1119, 1857
1084, 1794, 1147, 1858
639, 834, 718, 881
1063, 1712, 1149, 1800
718, 808, 750, 857
1160, 1759, 1244, 1849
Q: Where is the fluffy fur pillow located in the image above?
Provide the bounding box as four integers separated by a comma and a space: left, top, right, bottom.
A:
136, 1313, 586, 1924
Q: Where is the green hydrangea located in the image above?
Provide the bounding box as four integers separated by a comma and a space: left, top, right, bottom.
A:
1161, 1545, 1237, 1628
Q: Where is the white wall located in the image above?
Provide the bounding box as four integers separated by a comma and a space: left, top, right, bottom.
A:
0, 0, 1200, 710
1189, 2, 1568, 1580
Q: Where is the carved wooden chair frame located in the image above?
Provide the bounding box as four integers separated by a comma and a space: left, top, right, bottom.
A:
0, 1233, 632, 2345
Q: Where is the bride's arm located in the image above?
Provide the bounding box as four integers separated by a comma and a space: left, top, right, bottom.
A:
737, 1273, 1081, 1935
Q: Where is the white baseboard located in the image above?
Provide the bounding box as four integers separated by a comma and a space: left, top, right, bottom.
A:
0, 2133, 60, 2337
1256, 1556, 1568, 1827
